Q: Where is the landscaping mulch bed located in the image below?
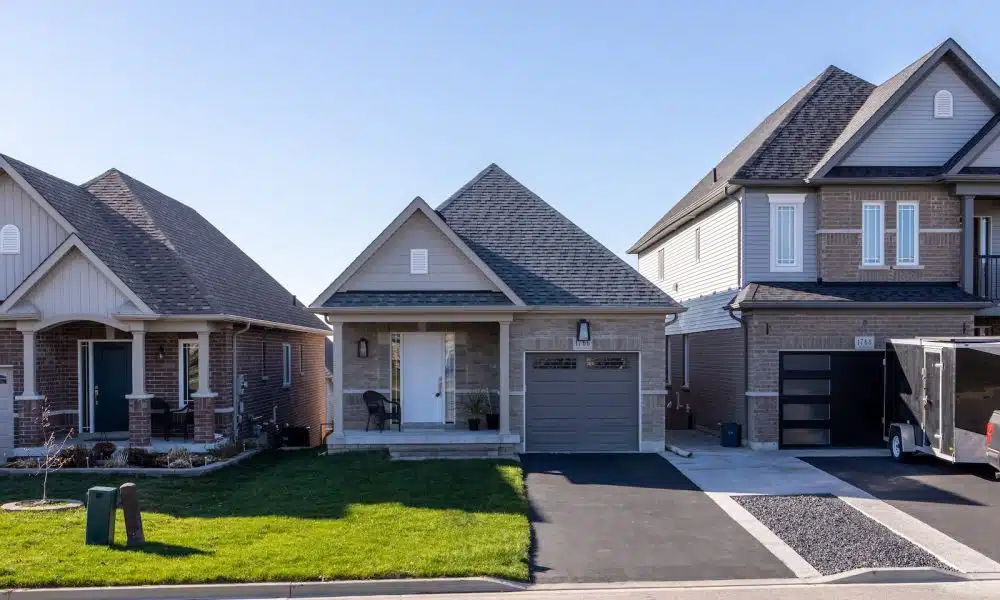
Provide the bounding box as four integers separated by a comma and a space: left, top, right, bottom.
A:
734, 493, 948, 575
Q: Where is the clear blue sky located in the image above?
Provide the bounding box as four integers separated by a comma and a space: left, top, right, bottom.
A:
2, 1, 998, 302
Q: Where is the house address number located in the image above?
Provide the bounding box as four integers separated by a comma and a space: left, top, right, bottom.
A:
854, 335, 875, 350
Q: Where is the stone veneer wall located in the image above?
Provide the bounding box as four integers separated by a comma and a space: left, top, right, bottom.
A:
744, 309, 972, 448
340, 322, 500, 431
509, 316, 666, 451
817, 185, 961, 282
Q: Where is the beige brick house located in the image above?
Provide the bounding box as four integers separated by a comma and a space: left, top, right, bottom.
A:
631, 38, 1000, 449
312, 165, 680, 455
0, 154, 330, 460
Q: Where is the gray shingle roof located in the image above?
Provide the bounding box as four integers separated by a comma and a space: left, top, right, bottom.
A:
2, 154, 325, 331
322, 291, 513, 307
731, 281, 988, 308
629, 67, 874, 253
438, 165, 680, 309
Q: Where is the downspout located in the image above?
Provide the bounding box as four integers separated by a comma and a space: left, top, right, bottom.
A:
232, 320, 252, 438
728, 305, 748, 446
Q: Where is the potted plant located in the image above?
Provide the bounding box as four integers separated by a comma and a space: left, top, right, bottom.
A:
463, 390, 488, 431
483, 389, 500, 430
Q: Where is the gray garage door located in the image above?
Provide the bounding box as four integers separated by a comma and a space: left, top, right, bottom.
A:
525, 352, 639, 452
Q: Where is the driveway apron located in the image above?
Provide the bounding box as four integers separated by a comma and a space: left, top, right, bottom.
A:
522, 453, 792, 583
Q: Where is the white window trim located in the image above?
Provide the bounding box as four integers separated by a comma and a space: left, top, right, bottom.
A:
896, 201, 920, 266
682, 334, 690, 389
282, 343, 292, 387
768, 194, 806, 272
862, 201, 885, 266
178, 340, 199, 408
666, 336, 672, 386
657, 247, 665, 281
410, 248, 429, 274
694, 228, 701, 264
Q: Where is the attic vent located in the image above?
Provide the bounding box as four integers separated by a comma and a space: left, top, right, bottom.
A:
0, 224, 20, 255
410, 248, 429, 274
934, 90, 953, 118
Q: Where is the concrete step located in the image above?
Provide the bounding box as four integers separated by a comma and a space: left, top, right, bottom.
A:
388, 443, 517, 461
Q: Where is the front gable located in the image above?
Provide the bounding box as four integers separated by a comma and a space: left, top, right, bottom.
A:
842, 59, 996, 167
0, 172, 71, 299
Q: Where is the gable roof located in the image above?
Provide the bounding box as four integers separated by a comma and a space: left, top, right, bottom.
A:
438, 164, 680, 309
629, 66, 874, 253
0, 154, 326, 333
631, 38, 1000, 254
311, 196, 524, 308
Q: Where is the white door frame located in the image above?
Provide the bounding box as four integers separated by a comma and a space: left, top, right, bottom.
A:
400, 332, 446, 423
77, 339, 132, 434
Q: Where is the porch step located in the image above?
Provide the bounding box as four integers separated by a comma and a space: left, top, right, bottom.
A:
388, 444, 518, 461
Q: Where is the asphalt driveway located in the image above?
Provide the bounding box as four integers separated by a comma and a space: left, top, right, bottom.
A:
805, 456, 1000, 563
522, 453, 792, 583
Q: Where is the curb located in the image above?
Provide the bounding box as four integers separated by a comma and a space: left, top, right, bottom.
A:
1, 577, 525, 599
819, 567, 969, 585
0, 450, 260, 478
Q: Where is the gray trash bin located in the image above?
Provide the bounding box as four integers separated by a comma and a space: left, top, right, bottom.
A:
720, 422, 741, 448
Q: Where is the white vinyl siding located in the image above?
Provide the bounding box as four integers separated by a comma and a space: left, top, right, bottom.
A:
342, 210, 498, 291
16, 247, 130, 315
896, 202, 919, 265
694, 228, 701, 263
971, 135, 1000, 167
0, 173, 70, 299
769, 194, 805, 272
743, 189, 817, 282
636, 197, 739, 302
843, 61, 995, 166
657, 248, 665, 280
862, 202, 884, 266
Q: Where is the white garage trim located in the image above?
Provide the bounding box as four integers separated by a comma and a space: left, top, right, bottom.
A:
521, 350, 642, 453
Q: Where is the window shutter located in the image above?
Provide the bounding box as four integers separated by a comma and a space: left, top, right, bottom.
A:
0, 225, 20, 255
934, 90, 953, 118
410, 249, 429, 274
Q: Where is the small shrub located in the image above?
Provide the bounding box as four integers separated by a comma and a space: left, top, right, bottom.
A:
7, 458, 38, 469
106, 447, 129, 468
127, 448, 157, 468
209, 440, 245, 460
166, 447, 192, 468
90, 441, 116, 461
152, 454, 170, 468
56, 445, 90, 468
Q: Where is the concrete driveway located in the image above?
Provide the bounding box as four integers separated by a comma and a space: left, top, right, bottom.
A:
521, 453, 792, 583
805, 456, 1000, 564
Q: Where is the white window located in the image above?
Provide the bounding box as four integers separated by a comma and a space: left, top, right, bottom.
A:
769, 194, 805, 272
179, 341, 199, 407
682, 334, 690, 388
410, 248, 429, 274
694, 228, 701, 263
0, 224, 20, 255
934, 90, 953, 119
282, 343, 292, 386
896, 202, 919, 266
666, 336, 672, 386
657, 248, 665, 281
862, 202, 884, 266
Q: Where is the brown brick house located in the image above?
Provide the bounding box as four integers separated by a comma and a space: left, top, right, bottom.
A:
631, 38, 1000, 449
0, 154, 329, 460
312, 165, 680, 455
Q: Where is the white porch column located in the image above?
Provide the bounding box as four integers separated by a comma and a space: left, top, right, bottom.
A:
499, 319, 511, 434
126, 327, 153, 446
19, 329, 38, 399
192, 331, 214, 397
963, 194, 976, 294
330, 321, 344, 437
128, 329, 150, 398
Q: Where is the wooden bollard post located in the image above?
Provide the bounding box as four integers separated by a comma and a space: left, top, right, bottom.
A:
119, 482, 145, 547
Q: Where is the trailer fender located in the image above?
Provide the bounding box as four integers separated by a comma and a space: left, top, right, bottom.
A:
891, 423, 917, 453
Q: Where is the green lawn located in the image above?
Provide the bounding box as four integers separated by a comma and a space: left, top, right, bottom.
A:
0, 451, 530, 587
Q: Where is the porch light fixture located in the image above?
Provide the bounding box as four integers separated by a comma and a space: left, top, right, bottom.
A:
576, 320, 591, 343
157, 346, 165, 360
357, 338, 369, 359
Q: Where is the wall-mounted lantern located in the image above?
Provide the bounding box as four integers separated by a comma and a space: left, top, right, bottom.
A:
357, 338, 369, 358
576, 320, 591, 343
157, 346, 165, 360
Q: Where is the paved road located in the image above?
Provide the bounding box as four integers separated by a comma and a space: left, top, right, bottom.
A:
804, 456, 1000, 563
300, 581, 1000, 600
521, 453, 792, 583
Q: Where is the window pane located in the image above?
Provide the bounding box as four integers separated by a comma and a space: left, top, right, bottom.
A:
586, 356, 629, 370
183, 343, 199, 402
898, 205, 916, 264
782, 428, 831, 446
782, 354, 831, 371
533, 357, 577, 369
774, 205, 796, 265
782, 379, 831, 396
863, 204, 883, 265
783, 403, 831, 421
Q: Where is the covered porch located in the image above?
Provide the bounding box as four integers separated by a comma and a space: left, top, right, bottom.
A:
324, 311, 519, 452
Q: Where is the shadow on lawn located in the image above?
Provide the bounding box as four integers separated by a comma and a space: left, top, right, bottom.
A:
114, 541, 210, 557
1, 450, 525, 520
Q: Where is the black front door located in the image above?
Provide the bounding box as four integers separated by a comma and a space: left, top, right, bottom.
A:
93, 342, 132, 433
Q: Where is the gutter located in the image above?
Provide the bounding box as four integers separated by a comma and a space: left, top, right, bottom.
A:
311, 305, 687, 316
628, 184, 742, 254
231, 320, 252, 438
732, 301, 992, 310
157, 314, 331, 335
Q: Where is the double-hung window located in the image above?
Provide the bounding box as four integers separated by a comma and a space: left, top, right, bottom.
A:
769, 194, 805, 272
862, 202, 884, 266
282, 343, 292, 387
896, 202, 919, 266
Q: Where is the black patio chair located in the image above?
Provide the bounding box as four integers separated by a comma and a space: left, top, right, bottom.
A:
363, 390, 400, 432
170, 404, 194, 440
150, 396, 172, 439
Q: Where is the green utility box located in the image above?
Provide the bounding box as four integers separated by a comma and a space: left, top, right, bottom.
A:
85, 486, 118, 546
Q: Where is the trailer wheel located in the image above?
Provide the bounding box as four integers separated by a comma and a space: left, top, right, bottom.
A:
889, 429, 909, 462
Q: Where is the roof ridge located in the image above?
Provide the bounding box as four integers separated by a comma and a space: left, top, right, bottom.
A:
435, 163, 501, 212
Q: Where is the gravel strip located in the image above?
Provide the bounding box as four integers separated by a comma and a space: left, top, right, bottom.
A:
734, 494, 949, 575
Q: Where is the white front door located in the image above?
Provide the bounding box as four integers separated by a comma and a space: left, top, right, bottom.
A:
401, 333, 445, 423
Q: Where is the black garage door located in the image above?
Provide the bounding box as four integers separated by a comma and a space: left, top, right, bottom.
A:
779, 351, 884, 448
525, 352, 639, 452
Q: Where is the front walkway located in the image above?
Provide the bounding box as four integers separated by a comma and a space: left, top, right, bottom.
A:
660, 439, 1000, 577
